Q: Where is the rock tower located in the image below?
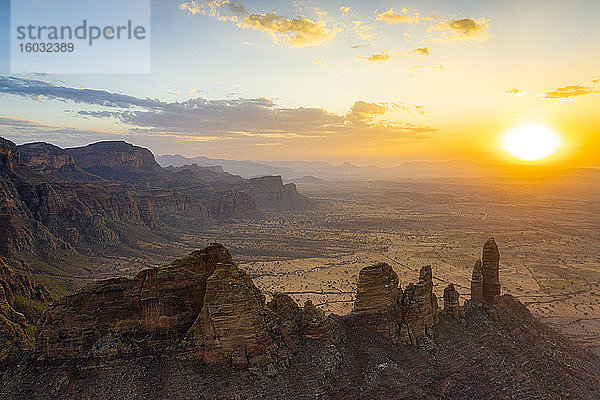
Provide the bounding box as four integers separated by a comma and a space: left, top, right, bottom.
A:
482, 238, 501, 304
471, 259, 483, 303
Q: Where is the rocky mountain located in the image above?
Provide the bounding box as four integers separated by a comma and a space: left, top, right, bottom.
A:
1, 239, 599, 399
167, 164, 312, 210
18, 142, 102, 183
157, 154, 298, 180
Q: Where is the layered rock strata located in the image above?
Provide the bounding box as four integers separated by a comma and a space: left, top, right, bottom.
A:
471, 259, 483, 303
34, 238, 504, 375
443, 284, 460, 318
482, 238, 501, 304
37, 244, 295, 375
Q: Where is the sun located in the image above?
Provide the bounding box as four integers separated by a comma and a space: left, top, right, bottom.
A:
501, 124, 562, 162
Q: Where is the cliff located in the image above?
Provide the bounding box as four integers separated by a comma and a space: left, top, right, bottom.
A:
0, 260, 51, 360
18, 142, 101, 182
2, 239, 599, 399
169, 164, 313, 211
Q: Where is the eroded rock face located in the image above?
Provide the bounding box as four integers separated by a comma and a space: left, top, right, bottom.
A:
482, 238, 501, 304
36, 244, 296, 375
471, 259, 483, 303
36, 244, 228, 358
18, 142, 74, 173
443, 284, 460, 318
67, 141, 162, 179
351, 263, 438, 348
400, 265, 437, 348
353, 263, 401, 316
18, 142, 103, 182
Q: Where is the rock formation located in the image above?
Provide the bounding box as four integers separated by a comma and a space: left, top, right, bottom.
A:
32, 238, 505, 374
4, 239, 599, 399
471, 259, 483, 303
353, 263, 401, 316
18, 142, 101, 182
351, 262, 438, 348
36, 244, 296, 375
0, 259, 51, 360
169, 165, 313, 211
242, 176, 312, 210
482, 238, 501, 304
470, 239, 501, 304
400, 265, 438, 347
443, 284, 460, 317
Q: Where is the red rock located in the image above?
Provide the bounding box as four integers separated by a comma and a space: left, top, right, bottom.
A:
471, 259, 483, 303
482, 238, 501, 304
443, 284, 460, 317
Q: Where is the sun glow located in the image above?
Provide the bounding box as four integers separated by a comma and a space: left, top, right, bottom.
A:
501, 124, 562, 162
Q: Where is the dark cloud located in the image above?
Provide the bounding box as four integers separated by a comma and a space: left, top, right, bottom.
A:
0, 76, 159, 108
0, 76, 435, 140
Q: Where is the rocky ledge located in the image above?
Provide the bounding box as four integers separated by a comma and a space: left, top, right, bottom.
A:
35, 239, 503, 373
3, 239, 600, 399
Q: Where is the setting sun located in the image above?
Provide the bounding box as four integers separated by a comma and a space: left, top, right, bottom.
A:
501, 124, 562, 162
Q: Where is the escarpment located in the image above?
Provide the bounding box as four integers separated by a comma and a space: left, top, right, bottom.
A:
35, 239, 507, 375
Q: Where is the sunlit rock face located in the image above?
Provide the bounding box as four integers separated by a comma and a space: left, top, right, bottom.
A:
351, 262, 439, 348
353, 262, 401, 316
36, 243, 297, 375
34, 238, 506, 376
482, 238, 501, 304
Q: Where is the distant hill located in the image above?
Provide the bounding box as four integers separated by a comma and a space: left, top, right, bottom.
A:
157, 154, 495, 181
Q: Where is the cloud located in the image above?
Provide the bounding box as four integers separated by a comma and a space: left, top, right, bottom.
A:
346, 101, 428, 124
0, 116, 128, 142
237, 13, 339, 47
352, 20, 372, 40
375, 8, 429, 25
359, 50, 390, 62
347, 101, 387, 123
0, 76, 435, 141
504, 88, 524, 96
428, 18, 489, 41
180, 1, 339, 47
410, 47, 430, 56
180, 1, 247, 18
542, 85, 598, 100
0, 76, 158, 108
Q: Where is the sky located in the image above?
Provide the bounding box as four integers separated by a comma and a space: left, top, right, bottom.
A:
0, 0, 599, 168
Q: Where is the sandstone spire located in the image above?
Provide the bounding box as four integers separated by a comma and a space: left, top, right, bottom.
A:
482, 238, 501, 304
353, 263, 401, 316
471, 259, 483, 303
443, 284, 460, 317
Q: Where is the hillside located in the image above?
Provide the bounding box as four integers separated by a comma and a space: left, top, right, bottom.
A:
1, 240, 598, 399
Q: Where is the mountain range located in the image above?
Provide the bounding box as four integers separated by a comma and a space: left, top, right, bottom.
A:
0, 137, 311, 295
